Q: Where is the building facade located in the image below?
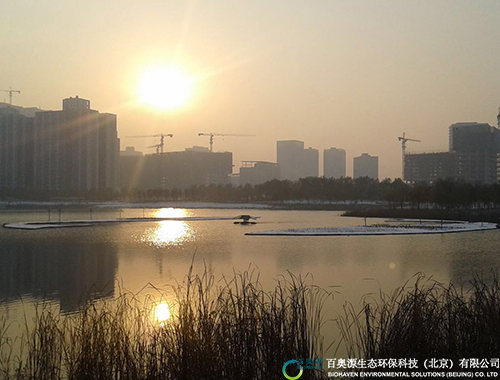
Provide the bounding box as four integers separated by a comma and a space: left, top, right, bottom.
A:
449, 122, 500, 184
0, 97, 120, 195
353, 153, 379, 179
404, 152, 455, 184
323, 147, 346, 178
0, 107, 35, 192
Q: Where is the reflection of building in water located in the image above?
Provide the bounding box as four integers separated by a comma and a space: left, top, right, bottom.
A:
445, 235, 500, 286
120, 147, 233, 190
0, 242, 118, 313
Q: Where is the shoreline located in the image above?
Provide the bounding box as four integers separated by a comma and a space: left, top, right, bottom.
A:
0, 200, 384, 211
2, 201, 500, 224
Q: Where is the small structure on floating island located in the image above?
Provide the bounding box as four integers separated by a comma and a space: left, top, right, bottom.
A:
233, 215, 260, 225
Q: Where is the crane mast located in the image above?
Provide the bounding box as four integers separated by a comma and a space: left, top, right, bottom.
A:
398, 132, 420, 180
1, 87, 21, 105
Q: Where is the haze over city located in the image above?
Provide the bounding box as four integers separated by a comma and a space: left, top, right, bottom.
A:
3, 0, 500, 178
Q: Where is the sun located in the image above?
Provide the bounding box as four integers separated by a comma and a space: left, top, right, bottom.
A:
139, 67, 193, 110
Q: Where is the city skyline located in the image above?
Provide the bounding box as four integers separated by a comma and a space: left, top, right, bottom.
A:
3, 1, 500, 179
8, 98, 500, 183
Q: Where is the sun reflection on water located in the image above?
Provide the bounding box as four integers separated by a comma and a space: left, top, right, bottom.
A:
141, 208, 194, 248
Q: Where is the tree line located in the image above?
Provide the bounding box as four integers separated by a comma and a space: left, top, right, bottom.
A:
3, 177, 500, 210
119, 177, 500, 210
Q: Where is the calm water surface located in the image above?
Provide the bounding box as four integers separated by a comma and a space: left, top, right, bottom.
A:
1, 207, 499, 353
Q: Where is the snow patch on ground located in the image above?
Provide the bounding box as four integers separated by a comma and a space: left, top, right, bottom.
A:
246, 222, 497, 236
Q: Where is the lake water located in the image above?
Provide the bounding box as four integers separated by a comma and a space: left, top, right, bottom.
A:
1, 207, 500, 355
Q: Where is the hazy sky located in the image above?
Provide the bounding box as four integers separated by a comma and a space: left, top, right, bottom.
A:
2, 0, 500, 179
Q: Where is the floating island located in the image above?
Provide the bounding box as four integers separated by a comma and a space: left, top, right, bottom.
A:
245, 221, 498, 236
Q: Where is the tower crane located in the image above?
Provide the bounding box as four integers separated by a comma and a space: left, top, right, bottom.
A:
198, 133, 255, 152
126, 133, 173, 154
1, 87, 21, 105
398, 132, 420, 179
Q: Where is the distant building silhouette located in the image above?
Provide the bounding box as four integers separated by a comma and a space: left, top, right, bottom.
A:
353, 153, 379, 179
239, 161, 280, 185
323, 147, 346, 178
276, 140, 318, 180
34, 96, 120, 193
404, 121, 500, 184
121, 146, 143, 156
0, 107, 35, 191
303, 147, 319, 177
120, 147, 233, 190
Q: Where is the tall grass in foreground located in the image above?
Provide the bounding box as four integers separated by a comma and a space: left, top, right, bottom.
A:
3, 272, 500, 379
338, 274, 500, 360
0, 269, 330, 380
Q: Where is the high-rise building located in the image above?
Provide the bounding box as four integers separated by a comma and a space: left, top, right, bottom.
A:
353, 153, 379, 179
34, 96, 119, 193
276, 140, 318, 180
449, 122, 500, 184
239, 161, 280, 185
277, 140, 303, 181
323, 147, 346, 178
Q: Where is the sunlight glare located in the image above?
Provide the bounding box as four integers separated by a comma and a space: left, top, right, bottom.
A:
140, 208, 194, 248
156, 303, 171, 326
155, 208, 186, 218
139, 67, 193, 110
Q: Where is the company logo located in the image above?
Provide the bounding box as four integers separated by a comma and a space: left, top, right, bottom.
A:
282, 360, 303, 379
